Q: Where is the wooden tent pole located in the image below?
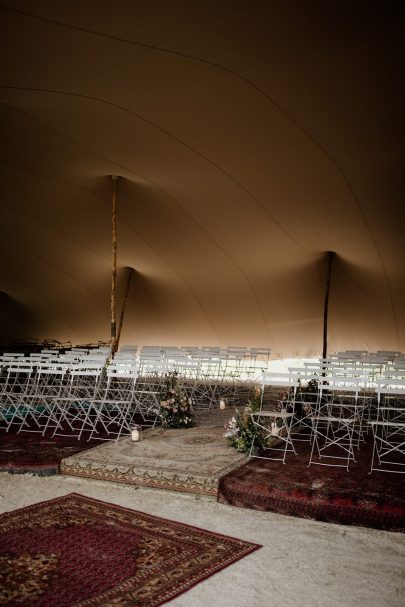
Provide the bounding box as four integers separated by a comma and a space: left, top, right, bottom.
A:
322, 251, 335, 360
115, 267, 134, 352
111, 175, 120, 351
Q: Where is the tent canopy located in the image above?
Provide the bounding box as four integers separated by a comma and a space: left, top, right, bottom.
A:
0, 1, 404, 356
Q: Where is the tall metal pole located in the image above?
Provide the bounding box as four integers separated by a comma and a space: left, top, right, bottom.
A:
322, 251, 335, 360
111, 175, 120, 351
115, 267, 134, 352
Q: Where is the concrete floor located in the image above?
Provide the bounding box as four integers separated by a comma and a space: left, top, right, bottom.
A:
0, 472, 404, 607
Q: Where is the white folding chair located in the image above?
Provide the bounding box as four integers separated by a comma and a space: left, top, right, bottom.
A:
249, 374, 299, 464
308, 377, 364, 471
86, 361, 140, 441
50, 362, 105, 439
290, 373, 321, 441
18, 361, 70, 434
0, 363, 37, 431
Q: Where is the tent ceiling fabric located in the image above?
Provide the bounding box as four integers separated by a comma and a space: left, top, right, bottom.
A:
0, 1, 404, 356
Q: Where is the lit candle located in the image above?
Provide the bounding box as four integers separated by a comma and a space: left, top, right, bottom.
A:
131, 428, 140, 441
219, 399, 226, 410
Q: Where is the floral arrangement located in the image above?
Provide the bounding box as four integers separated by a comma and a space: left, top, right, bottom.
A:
159, 371, 195, 429
223, 387, 265, 454
294, 377, 319, 419
276, 389, 294, 412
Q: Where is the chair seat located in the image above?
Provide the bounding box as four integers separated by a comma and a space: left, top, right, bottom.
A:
308, 413, 358, 470
310, 415, 356, 423
369, 420, 405, 428
251, 411, 293, 419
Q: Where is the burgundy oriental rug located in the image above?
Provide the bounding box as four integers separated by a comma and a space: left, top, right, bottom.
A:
0, 429, 109, 475
218, 435, 405, 532
0, 493, 260, 607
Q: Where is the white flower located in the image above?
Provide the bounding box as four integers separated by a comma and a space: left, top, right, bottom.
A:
224, 428, 239, 439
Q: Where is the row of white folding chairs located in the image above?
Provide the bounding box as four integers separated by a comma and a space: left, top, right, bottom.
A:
285, 373, 405, 419
0, 346, 110, 367
134, 348, 268, 408
189, 348, 269, 405
106, 359, 160, 426
301, 358, 391, 387
369, 384, 405, 474
55, 356, 157, 440
137, 345, 270, 377
62, 360, 161, 440
117, 348, 224, 408
307, 374, 388, 471
124, 346, 254, 409
258, 372, 372, 470
258, 370, 404, 472
308, 382, 364, 471
0, 356, 159, 440
123, 350, 231, 410
0, 352, 26, 372
261, 370, 371, 403
335, 350, 402, 362
137, 354, 219, 409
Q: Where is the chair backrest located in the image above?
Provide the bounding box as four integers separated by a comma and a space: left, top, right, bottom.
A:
377, 386, 405, 398
378, 379, 405, 391
319, 376, 361, 392
261, 372, 300, 388
107, 367, 138, 380
69, 362, 104, 378
7, 363, 35, 374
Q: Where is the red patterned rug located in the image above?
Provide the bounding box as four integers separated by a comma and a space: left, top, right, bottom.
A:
218, 435, 405, 532
0, 429, 105, 475
0, 493, 260, 607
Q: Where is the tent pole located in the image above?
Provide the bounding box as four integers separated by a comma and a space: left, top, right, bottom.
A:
111, 175, 120, 352
322, 251, 335, 360
115, 267, 134, 352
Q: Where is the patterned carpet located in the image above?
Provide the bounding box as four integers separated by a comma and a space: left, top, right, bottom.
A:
61, 426, 247, 495
3, 410, 403, 532
0, 429, 106, 475
218, 434, 405, 532
0, 493, 260, 607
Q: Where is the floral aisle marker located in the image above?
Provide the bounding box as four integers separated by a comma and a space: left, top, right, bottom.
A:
159, 371, 195, 429
223, 387, 266, 454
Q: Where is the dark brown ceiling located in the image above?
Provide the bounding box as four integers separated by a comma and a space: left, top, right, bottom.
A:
0, 1, 404, 356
